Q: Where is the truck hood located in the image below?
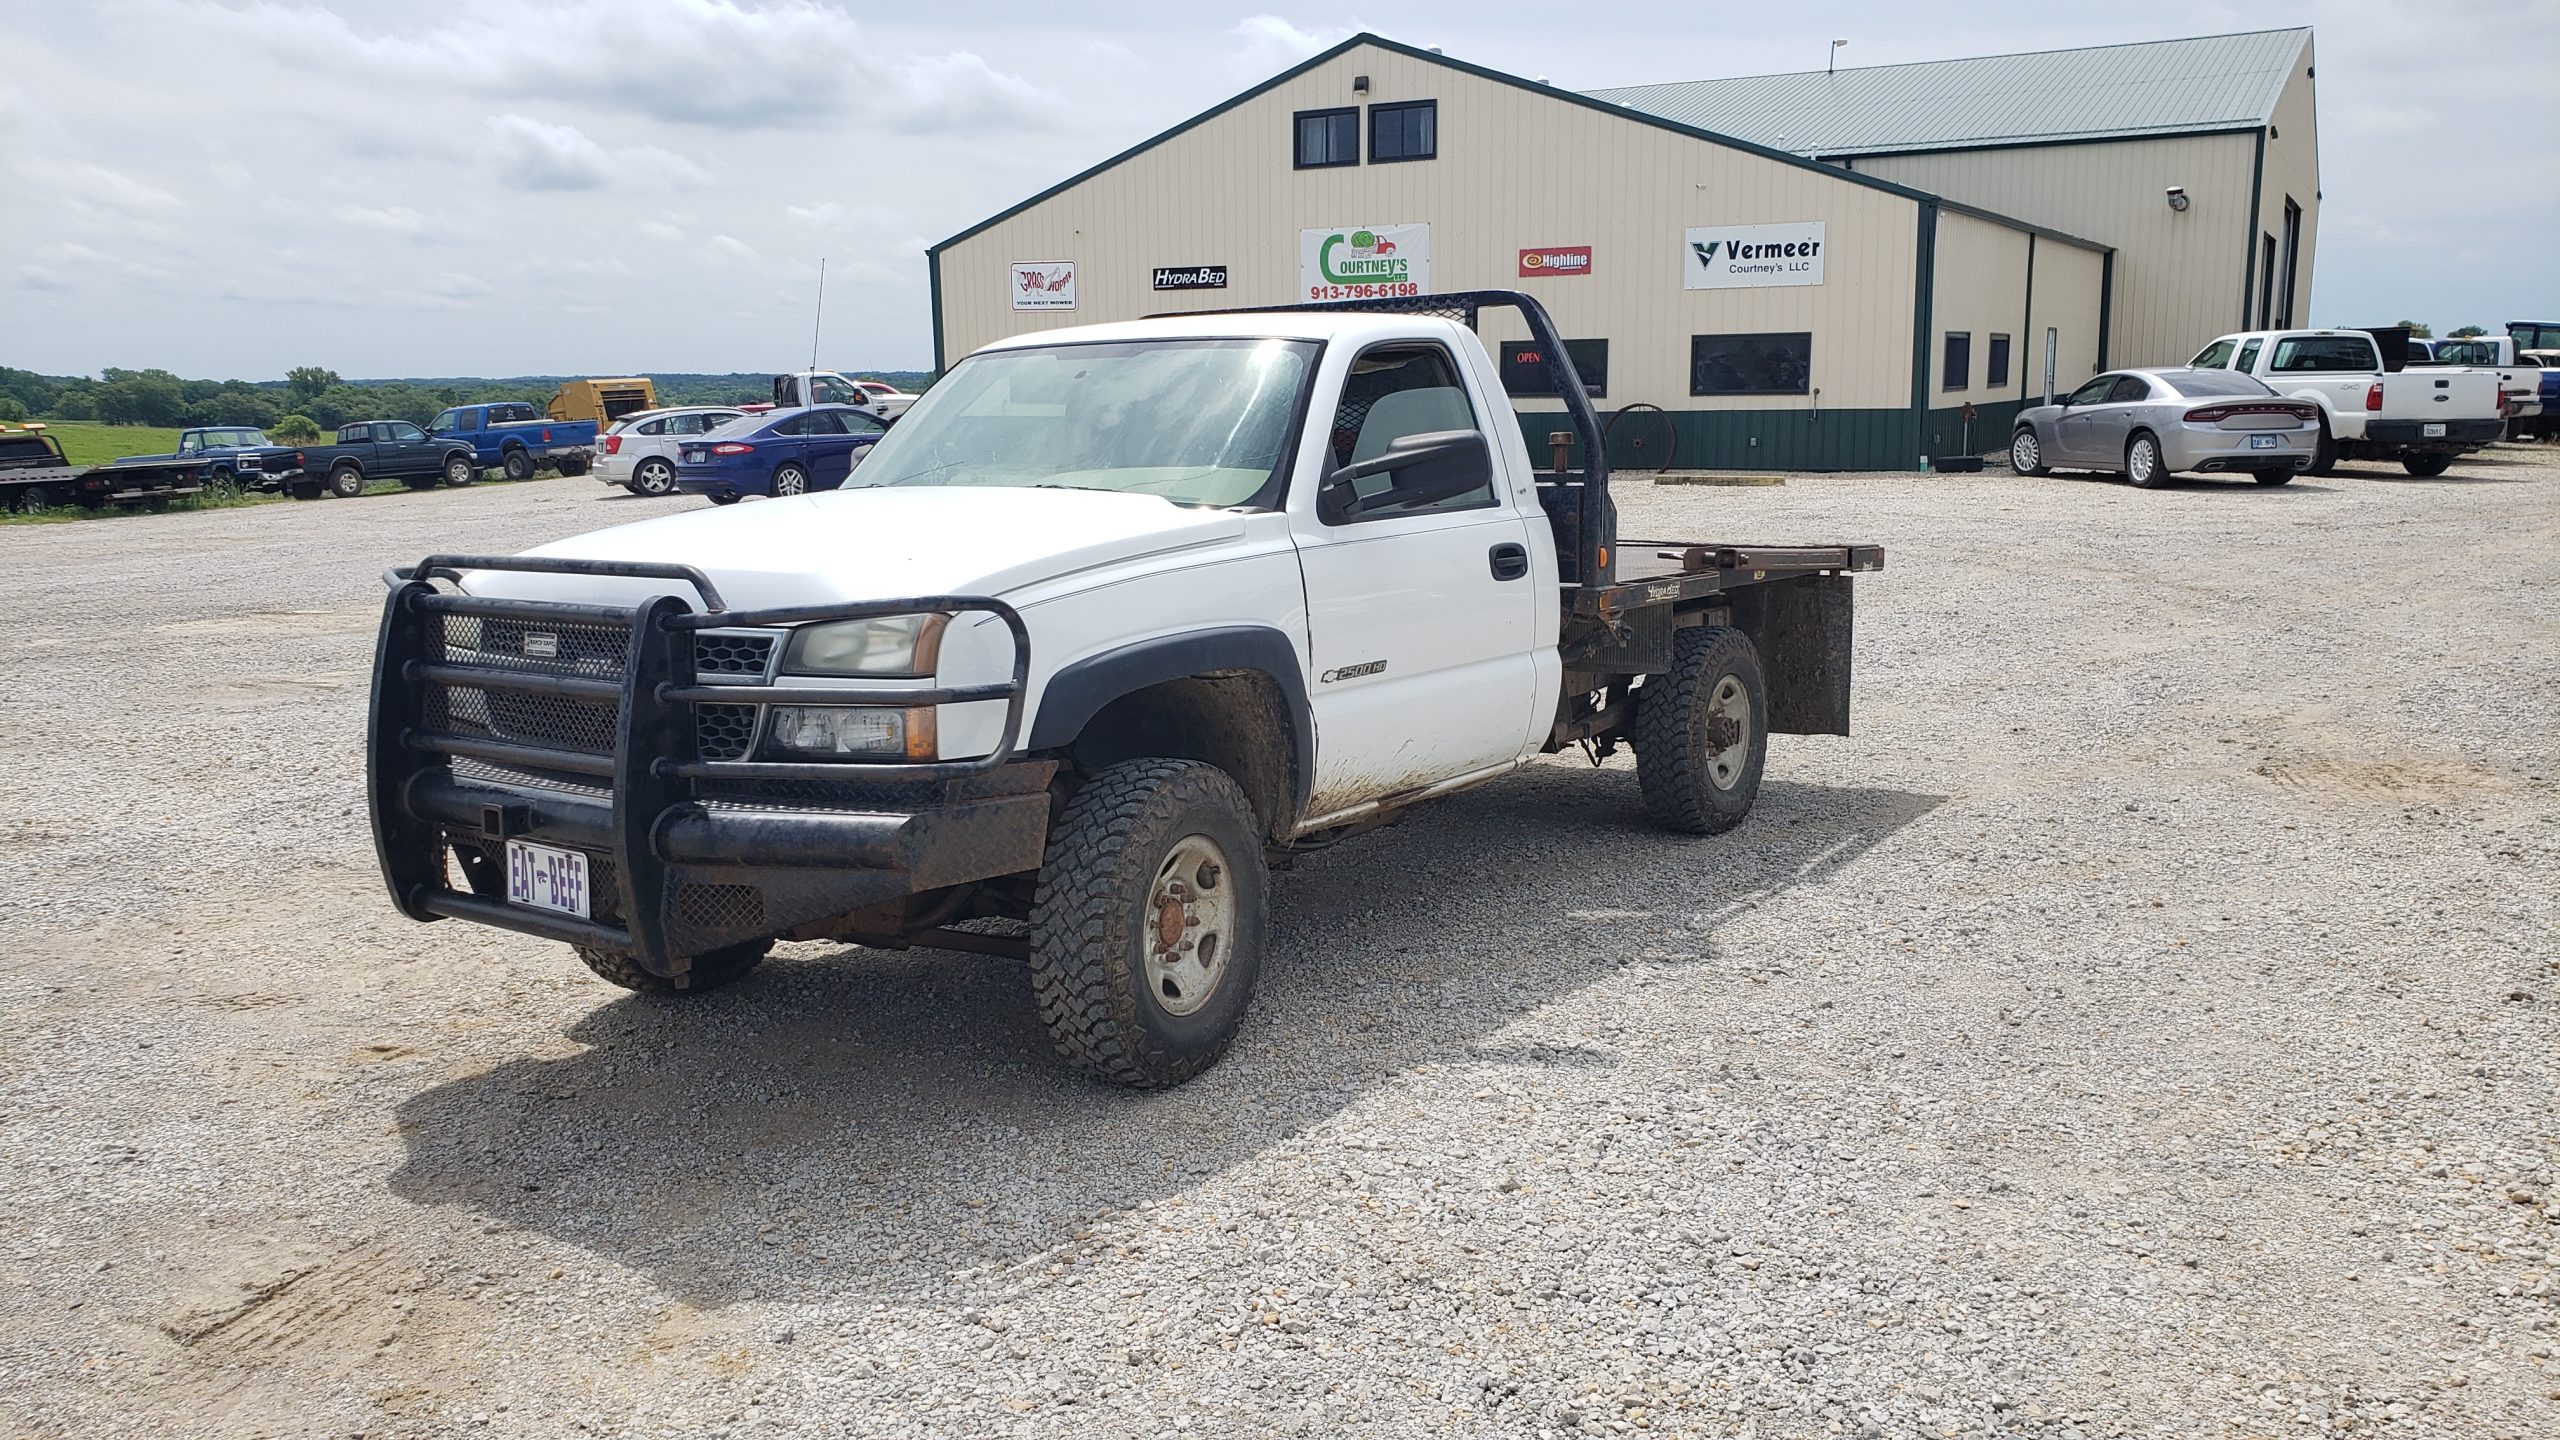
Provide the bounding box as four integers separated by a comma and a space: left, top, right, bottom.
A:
469, 486, 1251, 610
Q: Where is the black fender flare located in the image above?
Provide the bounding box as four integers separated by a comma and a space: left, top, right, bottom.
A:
1027, 626, 1314, 815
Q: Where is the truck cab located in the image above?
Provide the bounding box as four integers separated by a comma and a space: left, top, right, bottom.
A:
2190, 329, 2504, 475
428, 402, 599, 481
768, 370, 910, 418
367, 292, 1878, 1087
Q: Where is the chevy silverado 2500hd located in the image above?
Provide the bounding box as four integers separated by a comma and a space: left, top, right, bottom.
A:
367, 292, 1881, 1087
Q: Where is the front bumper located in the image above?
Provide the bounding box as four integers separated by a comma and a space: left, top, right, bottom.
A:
368, 555, 1038, 980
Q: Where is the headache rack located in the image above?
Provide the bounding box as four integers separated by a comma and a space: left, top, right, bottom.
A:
367, 554, 1047, 977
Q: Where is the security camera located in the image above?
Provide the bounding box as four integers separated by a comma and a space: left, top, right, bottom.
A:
2165, 186, 2190, 212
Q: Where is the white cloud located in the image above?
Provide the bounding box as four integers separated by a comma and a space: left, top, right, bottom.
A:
174, 0, 1059, 132
1231, 14, 1356, 69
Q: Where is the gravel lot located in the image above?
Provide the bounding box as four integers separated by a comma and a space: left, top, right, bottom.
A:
3, 451, 2553, 1439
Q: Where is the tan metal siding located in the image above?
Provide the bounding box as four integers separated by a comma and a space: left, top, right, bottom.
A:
936, 43, 1922, 412
2027, 241, 2106, 398
1928, 210, 2031, 401
1858, 132, 2256, 367
2257, 42, 2319, 326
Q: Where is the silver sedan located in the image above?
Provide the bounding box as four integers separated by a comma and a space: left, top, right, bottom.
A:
2009, 367, 2322, 488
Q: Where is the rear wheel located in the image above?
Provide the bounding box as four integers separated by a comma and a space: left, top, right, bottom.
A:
2125, 431, 2168, 489
771, 463, 809, 497
1632, 625, 1768, 835
443, 454, 477, 487
1028, 759, 1268, 1089
2306, 422, 2338, 476
630, 459, 676, 496
502, 448, 535, 482
16, 482, 65, 510
327, 465, 364, 498
574, 939, 769, 995
2009, 427, 2049, 476
2401, 453, 2454, 477
2252, 468, 2297, 486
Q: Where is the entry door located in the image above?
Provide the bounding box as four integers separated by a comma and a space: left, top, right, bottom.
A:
1291, 343, 1538, 820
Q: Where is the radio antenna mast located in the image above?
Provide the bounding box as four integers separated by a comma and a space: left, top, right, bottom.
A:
808, 258, 827, 371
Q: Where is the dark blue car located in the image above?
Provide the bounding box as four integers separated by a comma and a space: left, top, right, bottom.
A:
675, 404, 887, 504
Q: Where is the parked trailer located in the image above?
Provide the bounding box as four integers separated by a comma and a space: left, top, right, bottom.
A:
1, 428, 207, 512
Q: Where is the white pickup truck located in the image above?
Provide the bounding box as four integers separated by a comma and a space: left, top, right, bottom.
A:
2189, 329, 2504, 476
2407, 334, 2543, 434
367, 291, 1880, 1087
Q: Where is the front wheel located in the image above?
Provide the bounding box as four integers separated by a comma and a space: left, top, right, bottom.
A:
771, 463, 809, 497
1028, 759, 1269, 1089
502, 449, 535, 482
204, 467, 239, 501
630, 459, 676, 496
2401, 453, 2454, 478
2125, 432, 2168, 489
1631, 625, 1768, 835
2008, 427, 2049, 476
574, 939, 769, 995
443, 454, 477, 487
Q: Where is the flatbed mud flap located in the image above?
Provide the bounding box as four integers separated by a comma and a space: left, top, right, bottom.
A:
1729, 574, 1854, 736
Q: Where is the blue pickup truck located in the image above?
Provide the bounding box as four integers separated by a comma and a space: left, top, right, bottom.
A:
426, 401, 598, 482
129, 426, 307, 495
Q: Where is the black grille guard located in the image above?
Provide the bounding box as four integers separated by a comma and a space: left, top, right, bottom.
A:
368, 554, 1043, 976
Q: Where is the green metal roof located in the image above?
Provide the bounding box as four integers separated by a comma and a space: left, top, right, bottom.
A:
1587, 28, 2309, 159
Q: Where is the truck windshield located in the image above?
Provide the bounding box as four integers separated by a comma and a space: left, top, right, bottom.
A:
856, 338, 1320, 509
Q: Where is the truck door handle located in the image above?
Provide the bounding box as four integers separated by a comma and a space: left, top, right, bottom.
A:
1489, 542, 1528, 581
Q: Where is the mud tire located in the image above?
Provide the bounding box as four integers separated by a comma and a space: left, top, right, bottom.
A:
1028, 759, 1268, 1089
1632, 624, 1768, 835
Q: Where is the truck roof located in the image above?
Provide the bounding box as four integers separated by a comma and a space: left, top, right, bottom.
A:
976, 310, 1472, 353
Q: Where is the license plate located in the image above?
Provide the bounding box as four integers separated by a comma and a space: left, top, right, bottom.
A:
2249, 434, 2279, 449
506, 840, 590, 919
2422, 422, 2446, 438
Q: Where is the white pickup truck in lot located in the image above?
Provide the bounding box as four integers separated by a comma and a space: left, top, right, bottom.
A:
2407, 334, 2544, 435
2189, 329, 2504, 476
367, 291, 1880, 1087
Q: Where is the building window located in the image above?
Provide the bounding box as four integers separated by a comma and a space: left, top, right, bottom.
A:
1369, 100, 1437, 163
1294, 108, 1358, 169
2259, 233, 2278, 328
1499, 338, 1609, 399
1943, 332, 1972, 392
1987, 334, 2012, 389
2279, 199, 2303, 328
1690, 333, 1811, 396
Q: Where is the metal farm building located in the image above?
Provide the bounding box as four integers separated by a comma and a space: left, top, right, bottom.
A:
929, 30, 2320, 472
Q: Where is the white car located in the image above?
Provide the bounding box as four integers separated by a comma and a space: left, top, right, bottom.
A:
593, 407, 747, 496
366, 293, 1880, 1087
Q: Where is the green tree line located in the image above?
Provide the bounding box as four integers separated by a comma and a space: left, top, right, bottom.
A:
0, 366, 936, 430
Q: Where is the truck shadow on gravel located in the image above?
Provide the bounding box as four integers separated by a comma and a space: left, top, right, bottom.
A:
387, 765, 1939, 1306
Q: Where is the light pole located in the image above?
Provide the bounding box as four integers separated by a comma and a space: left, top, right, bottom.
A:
1829, 38, 1847, 75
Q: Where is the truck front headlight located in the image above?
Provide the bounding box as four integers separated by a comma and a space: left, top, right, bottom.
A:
781, 614, 949, 676
767, 705, 937, 760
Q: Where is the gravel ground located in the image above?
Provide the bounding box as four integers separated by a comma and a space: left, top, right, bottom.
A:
2, 451, 2553, 1439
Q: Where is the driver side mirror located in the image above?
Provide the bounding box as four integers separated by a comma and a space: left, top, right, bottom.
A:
1321, 429, 1491, 519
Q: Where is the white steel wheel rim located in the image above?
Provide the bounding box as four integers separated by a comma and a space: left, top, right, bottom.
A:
2012, 431, 2039, 471
2130, 439, 2157, 483
1703, 674, 1752, 790
775, 468, 805, 495
1143, 833, 1235, 1018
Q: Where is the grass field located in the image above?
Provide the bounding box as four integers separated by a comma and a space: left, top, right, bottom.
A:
31, 422, 189, 467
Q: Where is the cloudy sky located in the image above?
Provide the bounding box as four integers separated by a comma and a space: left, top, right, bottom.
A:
2, 0, 2552, 380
